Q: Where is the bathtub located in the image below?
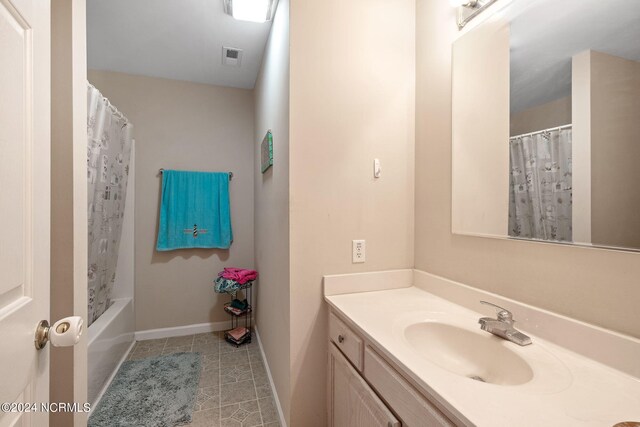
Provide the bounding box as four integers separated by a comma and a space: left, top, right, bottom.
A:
87, 297, 135, 405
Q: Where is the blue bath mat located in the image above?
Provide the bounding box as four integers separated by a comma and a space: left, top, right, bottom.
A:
88, 352, 201, 427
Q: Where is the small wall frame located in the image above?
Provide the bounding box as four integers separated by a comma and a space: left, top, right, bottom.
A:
260, 130, 273, 173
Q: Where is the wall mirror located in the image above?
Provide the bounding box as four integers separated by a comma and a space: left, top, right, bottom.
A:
452, 0, 640, 251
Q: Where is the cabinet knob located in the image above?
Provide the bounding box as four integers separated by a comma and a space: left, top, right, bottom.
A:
338, 334, 345, 343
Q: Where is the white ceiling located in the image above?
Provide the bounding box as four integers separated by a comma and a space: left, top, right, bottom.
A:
87, 0, 274, 89
509, 0, 640, 113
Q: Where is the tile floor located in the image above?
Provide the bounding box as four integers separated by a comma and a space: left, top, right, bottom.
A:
126, 331, 280, 427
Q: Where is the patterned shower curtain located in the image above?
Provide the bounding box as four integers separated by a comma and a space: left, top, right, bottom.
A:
87, 84, 133, 326
508, 127, 572, 242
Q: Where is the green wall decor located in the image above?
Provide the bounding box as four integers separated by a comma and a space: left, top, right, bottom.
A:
261, 130, 273, 173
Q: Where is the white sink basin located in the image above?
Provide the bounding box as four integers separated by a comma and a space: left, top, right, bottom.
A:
404, 322, 534, 385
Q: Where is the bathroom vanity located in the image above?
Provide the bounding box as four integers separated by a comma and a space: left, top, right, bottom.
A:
324, 270, 640, 427
328, 309, 457, 426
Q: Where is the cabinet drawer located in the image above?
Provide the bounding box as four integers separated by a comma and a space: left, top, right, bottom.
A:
329, 312, 364, 371
364, 346, 456, 427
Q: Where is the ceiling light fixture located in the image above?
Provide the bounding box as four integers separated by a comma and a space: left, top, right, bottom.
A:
450, 0, 477, 7
452, 0, 498, 29
223, 0, 279, 23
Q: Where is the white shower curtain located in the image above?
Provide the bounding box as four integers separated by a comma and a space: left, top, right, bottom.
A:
508, 127, 572, 242
87, 84, 133, 326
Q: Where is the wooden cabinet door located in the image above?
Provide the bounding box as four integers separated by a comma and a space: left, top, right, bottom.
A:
328, 343, 400, 427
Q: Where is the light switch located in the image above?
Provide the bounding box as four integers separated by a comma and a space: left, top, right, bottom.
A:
373, 159, 381, 178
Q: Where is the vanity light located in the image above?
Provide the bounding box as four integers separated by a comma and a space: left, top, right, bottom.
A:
223, 0, 278, 23
452, 0, 498, 29
450, 0, 478, 7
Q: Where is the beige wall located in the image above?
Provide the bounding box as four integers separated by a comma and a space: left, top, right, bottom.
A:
589, 51, 640, 249
51, 1, 88, 425
289, 0, 415, 424
87, 70, 255, 331
510, 96, 572, 137
253, 0, 290, 423
415, 0, 640, 340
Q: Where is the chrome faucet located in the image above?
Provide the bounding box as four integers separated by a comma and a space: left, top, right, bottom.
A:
478, 301, 532, 346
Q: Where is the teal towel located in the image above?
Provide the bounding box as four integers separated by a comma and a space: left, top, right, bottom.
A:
156, 170, 233, 251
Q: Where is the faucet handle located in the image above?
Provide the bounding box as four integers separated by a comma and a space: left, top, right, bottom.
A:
480, 301, 513, 323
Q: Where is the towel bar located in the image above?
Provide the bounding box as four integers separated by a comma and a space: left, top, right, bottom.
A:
158, 168, 233, 180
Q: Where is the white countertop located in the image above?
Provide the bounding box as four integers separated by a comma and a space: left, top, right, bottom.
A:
325, 279, 640, 426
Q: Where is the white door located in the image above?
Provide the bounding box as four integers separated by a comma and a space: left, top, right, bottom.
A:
0, 0, 51, 426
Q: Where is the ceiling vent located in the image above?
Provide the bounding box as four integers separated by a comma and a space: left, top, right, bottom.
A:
222, 46, 243, 67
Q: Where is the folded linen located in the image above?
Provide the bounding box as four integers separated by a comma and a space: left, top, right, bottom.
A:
230, 299, 249, 310
219, 267, 258, 284
214, 276, 253, 294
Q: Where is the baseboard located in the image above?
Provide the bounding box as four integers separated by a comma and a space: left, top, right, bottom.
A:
91, 340, 136, 410
135, 320, 240, 341
254, 326, 288, 427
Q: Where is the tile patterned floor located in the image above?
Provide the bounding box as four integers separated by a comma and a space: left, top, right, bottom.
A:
126, 332, 281, 427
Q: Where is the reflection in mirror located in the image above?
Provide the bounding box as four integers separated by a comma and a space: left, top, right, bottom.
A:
452, 0, 640, 251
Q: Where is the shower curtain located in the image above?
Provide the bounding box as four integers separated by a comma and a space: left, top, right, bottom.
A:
508, 127, 572, 242
87, 84, 133, 326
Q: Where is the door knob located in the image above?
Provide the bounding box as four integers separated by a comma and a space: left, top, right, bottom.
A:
34, 316, 84, 349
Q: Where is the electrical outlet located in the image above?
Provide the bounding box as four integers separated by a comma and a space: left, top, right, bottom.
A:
352, 240, 365, 263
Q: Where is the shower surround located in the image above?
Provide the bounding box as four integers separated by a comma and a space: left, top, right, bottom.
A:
87, 83, 133, 326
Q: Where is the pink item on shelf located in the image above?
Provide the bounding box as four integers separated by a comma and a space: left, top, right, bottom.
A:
225, 305, 251, 316
219, 267, 258, 284
227, 326, 249, 341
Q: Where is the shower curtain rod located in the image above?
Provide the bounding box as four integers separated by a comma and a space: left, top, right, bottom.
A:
87, 82, 130, 123
510, 124, 572, 140
158, 168, 233, 180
